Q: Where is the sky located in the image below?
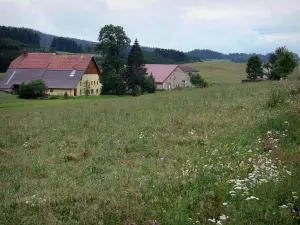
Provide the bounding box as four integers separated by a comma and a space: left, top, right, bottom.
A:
0, 0, 300, 55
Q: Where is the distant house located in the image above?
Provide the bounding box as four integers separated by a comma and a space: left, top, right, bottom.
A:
0, 51, 102, 96
145, 64, 191, 90
180, 66, 200, 76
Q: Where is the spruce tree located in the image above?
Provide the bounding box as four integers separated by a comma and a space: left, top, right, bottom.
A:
126, 39, 147, 94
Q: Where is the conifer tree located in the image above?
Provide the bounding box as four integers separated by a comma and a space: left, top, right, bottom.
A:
126, 39, 147, 95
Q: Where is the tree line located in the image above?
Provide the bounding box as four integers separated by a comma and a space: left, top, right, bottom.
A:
246, 46, 298, 80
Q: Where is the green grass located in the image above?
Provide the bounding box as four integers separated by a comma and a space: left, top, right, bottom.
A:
183, 61, 247, 84
183, 61, 300, 85
0, 73, 4, 79
1, 81, 300, 224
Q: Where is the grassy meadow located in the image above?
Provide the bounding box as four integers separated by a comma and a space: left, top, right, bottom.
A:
1, 79, 300, 224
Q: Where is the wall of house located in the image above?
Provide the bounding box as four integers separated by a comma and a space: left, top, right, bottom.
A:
161, 66, 192, 89
48, 89, 73, 96
156, 83, 163, 90
75, 74, 101, 96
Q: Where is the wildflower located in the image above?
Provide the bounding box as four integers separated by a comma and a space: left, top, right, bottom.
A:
196, 220, 200, 224
216, 221, 222, 225
286, 170, 292, 176
292, 192, 297, 195
246, 196, 259, 201
248, 150, 252, 153
219, 215, 229, 221
223, 202, 228, 206
152, 220, 158, 225
293, 196, 299, 200
188, 218, 192, 221
208, 218, 216, 223
160, 157, 164, 161
144, 178, 148, 182
279, 205, 288, 209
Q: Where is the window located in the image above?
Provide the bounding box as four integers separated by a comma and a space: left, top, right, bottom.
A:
91, 89, 94, 94
91, 81, 93, 85
182, 80, 185, 83
94, 81, 96, 85
70, 70, 76, 77
50, 89, 53, 93
80, 90, 82, 95
97, 81, 99, 85
96, 89, 98, 94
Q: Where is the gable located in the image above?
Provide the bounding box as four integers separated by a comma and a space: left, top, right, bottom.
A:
84, 58, 101, 75
145, 64, 178, 83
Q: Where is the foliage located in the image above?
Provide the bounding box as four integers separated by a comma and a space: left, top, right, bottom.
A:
141, 74, 156, 93
51, 37, 83, 53
64, 92, 69, 99
18, 79, 48, 99
268, 46, 298, 80
131, 85, 142, 96
83, 80, 91, 98
189, 72, 208, 87
96, 25, 131, 95
263, 62, 272, 77
246, 55, 263, 79
154, 48, 201, 64
126, 39, 147, 94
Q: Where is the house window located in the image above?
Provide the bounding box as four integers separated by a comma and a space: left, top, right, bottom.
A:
91, 81, 93, 85
97, 81, 99, 85
91, 89, 94, 94
50, 89, 53, 93
182, 80, 185, 83
80, 90, 82, 95
94, 81, 96, 85
96, 89, 98, 94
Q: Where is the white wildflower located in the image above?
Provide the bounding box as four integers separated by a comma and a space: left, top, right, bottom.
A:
286, 170, 292, 176
246, 196, 259, 201
223, 202, 228, 206
219, 215, 229, 221
208, 218, 216, 223
279, 205, 288, 209
292, 192, 297, 195
216, 221, 222, 225
293, 196, 298, 200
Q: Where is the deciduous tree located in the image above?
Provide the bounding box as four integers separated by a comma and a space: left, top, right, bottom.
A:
246, 55, 263, 80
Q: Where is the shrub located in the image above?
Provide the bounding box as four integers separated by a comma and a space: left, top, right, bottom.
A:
19, 79, 48, 99
190, 73, 208, 88
64, 92, 69, 99
132, 85, 142, 96
141, 75, 156, 94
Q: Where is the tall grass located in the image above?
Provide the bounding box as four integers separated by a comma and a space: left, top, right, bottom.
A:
0, 81, 300, 224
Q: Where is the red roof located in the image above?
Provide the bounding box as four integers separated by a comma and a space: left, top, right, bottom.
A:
9, 53, 56, 69
8, 53, 93, 71
47, 55, 93, 71
145, 64, 178, 83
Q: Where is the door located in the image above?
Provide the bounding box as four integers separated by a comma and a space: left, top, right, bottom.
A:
74, 88, 77, 96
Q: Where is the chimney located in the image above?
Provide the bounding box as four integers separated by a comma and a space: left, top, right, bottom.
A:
23, 48, 28, 56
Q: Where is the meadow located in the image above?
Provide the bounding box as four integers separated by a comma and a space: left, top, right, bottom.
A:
1, 76, 300, 224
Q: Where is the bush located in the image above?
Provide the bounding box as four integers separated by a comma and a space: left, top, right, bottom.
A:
19, 79, 48, 99
141, 75, 156, 94
49, 95, 61, 100
190, 73, 208, 87
64, 92, 69, 99
132, 85, 142, 96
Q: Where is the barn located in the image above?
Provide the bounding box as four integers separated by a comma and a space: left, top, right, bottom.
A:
145, 64, 191, 90
0, 51, 102, 96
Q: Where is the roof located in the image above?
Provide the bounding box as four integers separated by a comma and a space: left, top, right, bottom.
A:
9, 53, 56, 69
1, 53, 100, 90
145, 64, 178, 83
47, 55, 93, 70
0, 69, 46, 89
180, 66, 200, 73
43, 70, 84, 89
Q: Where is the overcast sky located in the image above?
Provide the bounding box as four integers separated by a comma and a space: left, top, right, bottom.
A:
1, 0, 300, 54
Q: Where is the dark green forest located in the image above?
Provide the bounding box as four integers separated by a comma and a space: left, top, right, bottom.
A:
0, 25, 298, 73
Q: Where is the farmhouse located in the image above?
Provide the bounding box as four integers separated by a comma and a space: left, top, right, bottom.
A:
145, 64, 191, 90
0, 51, 102, 96
180, 66, 200, 76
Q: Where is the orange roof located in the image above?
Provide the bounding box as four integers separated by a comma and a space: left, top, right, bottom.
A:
8, 53, 93, 71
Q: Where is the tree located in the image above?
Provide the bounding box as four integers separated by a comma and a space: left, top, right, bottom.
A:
263, 62, 272, 77
126, 39, 147, 95
83, 80, 91, 98
268, 46, 297, 80
19, 79, 47, 99
95, 25, 131, 94
190, 73, 208, 87
246, 55, 263, 79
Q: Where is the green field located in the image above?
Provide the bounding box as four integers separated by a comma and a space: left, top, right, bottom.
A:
0, 73, 4, 79
183, 61, 300, 84
1, 79, 300, 224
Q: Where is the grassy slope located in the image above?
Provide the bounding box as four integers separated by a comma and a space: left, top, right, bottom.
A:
0, 73, 4, 79
1, 81, 300, 224
183, 61, 300, 85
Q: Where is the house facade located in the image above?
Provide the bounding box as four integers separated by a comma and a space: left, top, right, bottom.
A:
0, 52, 102, 96
145, 64, 191, 90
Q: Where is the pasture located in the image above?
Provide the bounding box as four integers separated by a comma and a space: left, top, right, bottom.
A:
1, 79, 300, 225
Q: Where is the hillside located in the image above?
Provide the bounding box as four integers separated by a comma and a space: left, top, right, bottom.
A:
188, 49, 300, 63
